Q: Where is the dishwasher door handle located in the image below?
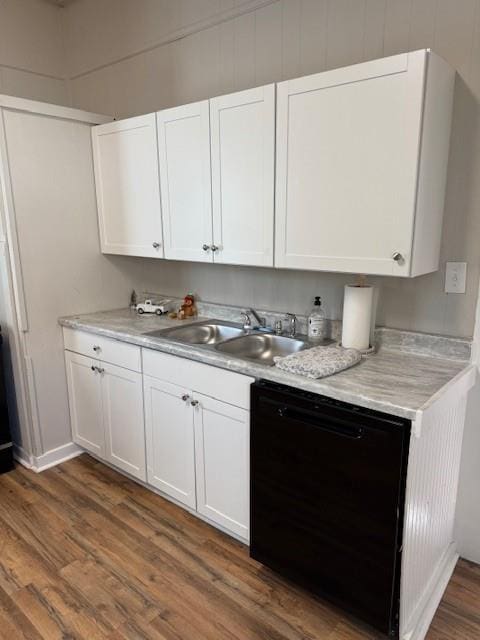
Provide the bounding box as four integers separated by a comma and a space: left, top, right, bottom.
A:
276, 405, 364, 440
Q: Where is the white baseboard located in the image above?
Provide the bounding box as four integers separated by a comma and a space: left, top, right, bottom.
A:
31, 441, 83, 473
13, 443, 34, 469
402, 543, 459, 640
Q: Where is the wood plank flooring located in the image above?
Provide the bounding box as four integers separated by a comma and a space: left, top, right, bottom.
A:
0, 454, 478, 640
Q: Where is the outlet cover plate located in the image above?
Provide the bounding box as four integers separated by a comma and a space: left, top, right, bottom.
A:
445, 262, 467, 294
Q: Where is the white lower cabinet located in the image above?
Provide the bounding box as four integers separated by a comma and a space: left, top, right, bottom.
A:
143, 376, 196, 509
65, 331, 252, 541
65, 351, 104, 458
193, 393, 249, 540
142, 349, 253, 540
102, 363, 145, 480
65, 348, 146, 481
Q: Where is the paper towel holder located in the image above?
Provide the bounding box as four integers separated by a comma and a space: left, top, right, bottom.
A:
338, 342, 375, 355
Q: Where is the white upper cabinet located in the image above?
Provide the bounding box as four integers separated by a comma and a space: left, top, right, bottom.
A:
210, 85, 275, 267
275, 50, 454, 277
92, 114, 163, 258
157, 101, 213, 262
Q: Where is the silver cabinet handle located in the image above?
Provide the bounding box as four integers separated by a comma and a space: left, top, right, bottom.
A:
91, 365, 104, 373
211, 245, 219, 252
181, 394, 190, 402
392, 252, 403, 262
93, 345, 101, 352
152, 242, 161, 249
190, 400, 199, 407
202, 244, 210, 251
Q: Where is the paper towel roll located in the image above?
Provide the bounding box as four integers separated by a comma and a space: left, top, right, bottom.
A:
341, 284, 374, 351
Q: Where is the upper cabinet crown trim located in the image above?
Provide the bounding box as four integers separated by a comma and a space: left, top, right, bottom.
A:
0, 93, 111, 125
283, 51, 409, 95
94, 113, 156, 135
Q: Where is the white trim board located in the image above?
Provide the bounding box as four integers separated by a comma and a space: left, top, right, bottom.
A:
13, 443, 34, 469
402, 544, 458, 640
70, 0, 279, 80
0, 94, 112, 125
15, 441, 82, 473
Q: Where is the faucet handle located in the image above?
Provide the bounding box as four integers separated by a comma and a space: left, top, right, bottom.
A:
284, 313, 297, 337
241, 311, 252, 329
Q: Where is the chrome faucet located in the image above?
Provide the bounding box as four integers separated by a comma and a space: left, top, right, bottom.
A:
248, 308, 266, 328
241, 308, 268, 330
241, 309, 275, 333
284, 313, 297, 337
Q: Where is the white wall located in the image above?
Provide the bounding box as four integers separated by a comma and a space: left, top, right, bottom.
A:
61, 0, 480, 562
0, 0, 69, 105
62, 0, 480, 339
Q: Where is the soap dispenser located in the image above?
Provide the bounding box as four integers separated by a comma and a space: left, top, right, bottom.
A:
308, 296, 326, 341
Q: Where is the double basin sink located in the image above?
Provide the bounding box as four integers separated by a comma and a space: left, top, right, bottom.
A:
144, 319, 308, 366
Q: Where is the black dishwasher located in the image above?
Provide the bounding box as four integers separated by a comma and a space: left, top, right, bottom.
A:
250, 380, 410, 638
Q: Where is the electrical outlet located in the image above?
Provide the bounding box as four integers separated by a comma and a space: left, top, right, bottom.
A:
445, 262, 467, 294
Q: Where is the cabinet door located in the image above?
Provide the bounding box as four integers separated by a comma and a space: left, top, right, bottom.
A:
193, 393, 249, 540
101, 363, 146, 481
64, 351, 104, 457
157, 101, 213, 262
143, 376, 196, 508
275, 52, 426, 276
210, 85, 275, 267
92, 114, 164, 258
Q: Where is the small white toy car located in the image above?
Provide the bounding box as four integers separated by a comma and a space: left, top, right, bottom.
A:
136, 299, 169, 315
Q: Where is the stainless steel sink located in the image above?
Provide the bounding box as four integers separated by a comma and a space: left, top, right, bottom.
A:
145, 320, 246, 345
215, 333, 307, 366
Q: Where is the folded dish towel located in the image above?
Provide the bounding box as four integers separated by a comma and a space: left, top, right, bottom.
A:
274, 345, 362, 379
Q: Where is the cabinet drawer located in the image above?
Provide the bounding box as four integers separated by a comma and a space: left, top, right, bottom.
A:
142, 349, 253, 410
63, 327, 141, 373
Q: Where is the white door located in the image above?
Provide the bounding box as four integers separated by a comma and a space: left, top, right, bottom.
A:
157, 101, 213, 262
210, 85, 275, 267
143, 376, 196, 508
275, 52, 426, 276
92, 113, 164, 258
64, 351, 104, 457
193, 393, 249, 540
101, 362, 146, 481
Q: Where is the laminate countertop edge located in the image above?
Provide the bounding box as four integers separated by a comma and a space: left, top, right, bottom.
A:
59, 310, 473, 424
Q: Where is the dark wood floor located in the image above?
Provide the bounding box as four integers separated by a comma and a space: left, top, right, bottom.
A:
0, 455, 478, 639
